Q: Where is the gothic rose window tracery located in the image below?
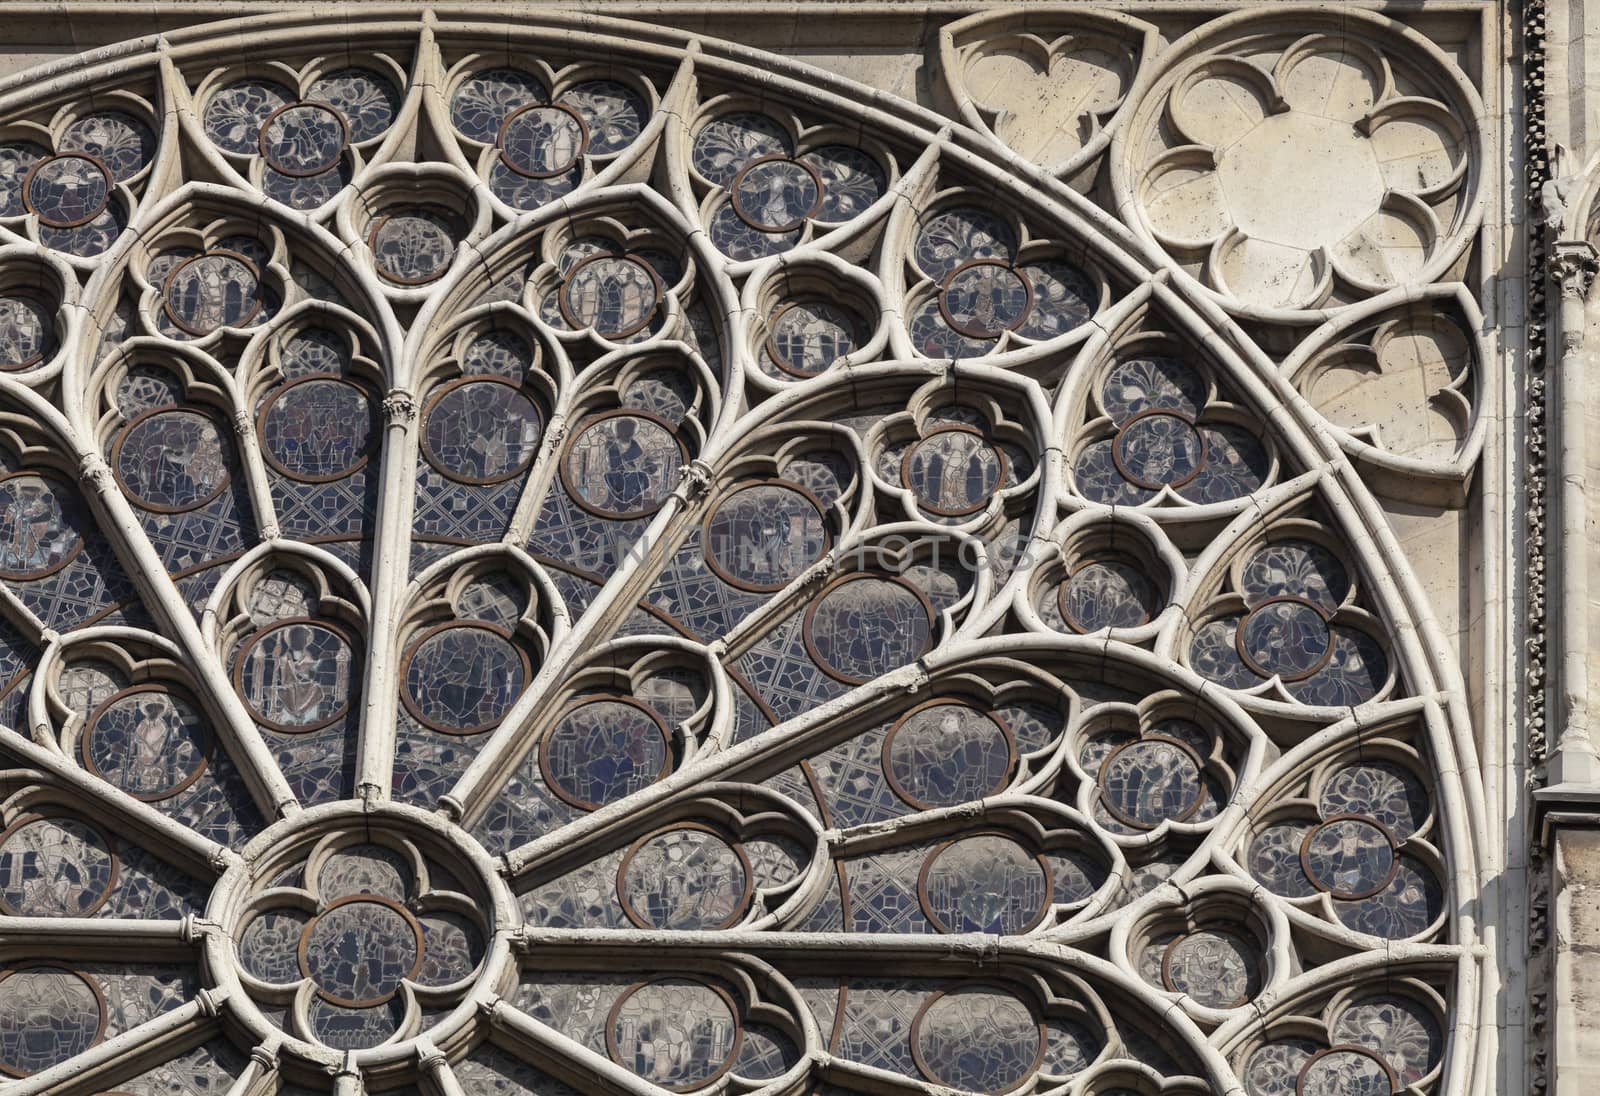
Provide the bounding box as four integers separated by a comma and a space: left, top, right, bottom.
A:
0, 8, 1486, 1096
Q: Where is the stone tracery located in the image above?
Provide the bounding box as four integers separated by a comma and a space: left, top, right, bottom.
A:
0, 8, 1488, 1096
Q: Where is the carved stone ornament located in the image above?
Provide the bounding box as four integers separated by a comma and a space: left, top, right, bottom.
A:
0, 6, 1497, 1096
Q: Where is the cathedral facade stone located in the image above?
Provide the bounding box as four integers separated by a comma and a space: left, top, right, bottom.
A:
0, 3, 1561, 1095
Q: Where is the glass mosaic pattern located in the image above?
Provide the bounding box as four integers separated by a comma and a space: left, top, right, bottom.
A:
0, 11, 1481, 1096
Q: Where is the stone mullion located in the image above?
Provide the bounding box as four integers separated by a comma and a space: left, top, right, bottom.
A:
354, 388, 422, 802
74, 451, 299, 819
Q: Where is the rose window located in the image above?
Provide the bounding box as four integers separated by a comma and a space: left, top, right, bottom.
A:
0, 8, 1485, 1096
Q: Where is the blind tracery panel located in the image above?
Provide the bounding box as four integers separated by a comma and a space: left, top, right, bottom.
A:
0, 8, 1489, 1096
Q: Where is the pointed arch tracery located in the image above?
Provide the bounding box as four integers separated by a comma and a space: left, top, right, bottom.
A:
0, 8, 1491, 1096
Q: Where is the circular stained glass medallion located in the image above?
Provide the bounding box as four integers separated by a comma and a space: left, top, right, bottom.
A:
606, 978, 741, 1091
1300, 815, 1399, 900
939, 260, 1032, 339
540, 697, 671, 810
421, 377, 543, 485
731, 155, 823, 232
918, 833, 1050, 934
298, 895, 424, 1006
1059, 560, 1158, 633
368, 209, 458, 285
1113, 410, 1206, 490
702, 481, 828, 591
559, 253, 662, 338
82, 686, 210, 801
901, 426, 1006, 516
619, 825, 752, 930
258, 377, 377, 482
559, 409, 685, 519
259, 101, 348, 176
1296, 1046, 1396, 1096
0, 814, 116, 917
162, 251, 263, 336
0, 293, 53, 369
112, 409, 230, 512
0, 472, 82, 580
1237, 597, 1332, 681
499, 103, 588, 178
884, 701, 1015, 809
803, 574, 934, 683
1162, 929, 1259, 1008
401, 622, 529, 735
765, 299, 858, 376
911, 985, 1044, 1094
1097, 735, 1204, 829
236, 619, 355, 732
23, 153, 111, 228
0, 966, 104, 1077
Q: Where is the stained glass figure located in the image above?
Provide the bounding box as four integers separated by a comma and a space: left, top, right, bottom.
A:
499, 104, 587, 177
1297, 1047, 1396, 1096
1113, 410, 1206, 490
401, 623, 528, 734
422, 379, 543, 484
939, 261, 1032, 338
619, 826, 751, 930
765, 300, 857, 376
236, 620, 354, 731
607, 979, 740, 1090
23, 153, 111, 228
919, 834, 1049, 934
1301, 815, 1399, 899
884, 702, 1014, 808
804, 575, 933, 682
732, 156, 823, 232
702, 482, 828, 590
0, 814, 116, 916
82, 687, 209, 801
1162, 930, 1259, 1008
541, 698, 670, 808
559, 254, 661, 338
259, 377, 376, 481
112, 410, 229, 511
560, 410, 684, 518
259, 102, 348, 176
0, 966, 104, 1076
300, 896, 423, 1005
368, 210, 459, 285
1098, 736, 1204, 828
0, 473, 81, 579
163, 252, 263, 335
1059, 560, 1158, 632
912, 986, 1043, 1093
901, 427, 1006, 516
1237, 598, 1332, 680
0, 293, 53, 371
